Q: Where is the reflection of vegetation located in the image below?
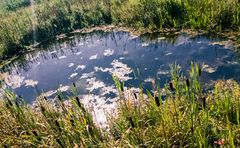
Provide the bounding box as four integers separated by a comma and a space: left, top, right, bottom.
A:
1, 64, 240, 147
0, 30, 112, 74
0, 54, 29, 74
140, 32, 180, 45
0, 0, 240, 61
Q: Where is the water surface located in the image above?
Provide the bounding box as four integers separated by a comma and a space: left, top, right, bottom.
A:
1, 31, 240, 105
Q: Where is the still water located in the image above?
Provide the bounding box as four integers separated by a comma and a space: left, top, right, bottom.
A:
1, 31, 240, 105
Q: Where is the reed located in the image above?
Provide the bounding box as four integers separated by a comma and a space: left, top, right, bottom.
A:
1, 64, 240, 147
109, 64, 240, 147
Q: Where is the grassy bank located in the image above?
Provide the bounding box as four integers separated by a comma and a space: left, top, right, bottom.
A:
0, 0, 111, 60
1, 64, 240, 147
0, 0, 240, 61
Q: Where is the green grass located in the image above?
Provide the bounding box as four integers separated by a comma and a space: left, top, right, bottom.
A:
0, 0, 112, 60
1, 64, 240, 147
1, 0, 240, 61
1, 1, 240, 147
0, 0, 31, 12
111, 0, 240, 30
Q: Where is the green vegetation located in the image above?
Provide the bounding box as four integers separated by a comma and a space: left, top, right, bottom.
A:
1, 1, 240, 147
0, 0, 111, 60
1, 64, 240, 147
1, 0, 240, 61
112, 0, 240, 30
0, 0, 30, 12
0, 0, 240, 145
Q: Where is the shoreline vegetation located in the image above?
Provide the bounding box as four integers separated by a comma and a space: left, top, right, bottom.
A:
1, 0, 240, 147
0, 25, 239, 68
1, 64, 240, 147
0, 0, 240, 63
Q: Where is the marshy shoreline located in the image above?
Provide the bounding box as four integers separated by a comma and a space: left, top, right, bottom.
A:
1, 0, 240, 147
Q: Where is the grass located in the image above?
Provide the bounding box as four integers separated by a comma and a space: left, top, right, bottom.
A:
0, 0, 30, 12
1, 1, 239, 147
0, 0, 240, 61
111, 0, 240, 30
0, 0, 111, 60
1, 64, 240, 147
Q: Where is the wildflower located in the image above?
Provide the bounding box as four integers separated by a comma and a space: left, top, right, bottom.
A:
214, 138, 225, 145
74, 144, 80, 148
63, 100, 73, 109
151, 79, 156, 88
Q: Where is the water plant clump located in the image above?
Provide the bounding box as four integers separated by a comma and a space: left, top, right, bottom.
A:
0, 64, 240, 147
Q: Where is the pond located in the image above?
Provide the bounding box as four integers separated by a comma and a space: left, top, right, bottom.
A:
1, 30, 240, 107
